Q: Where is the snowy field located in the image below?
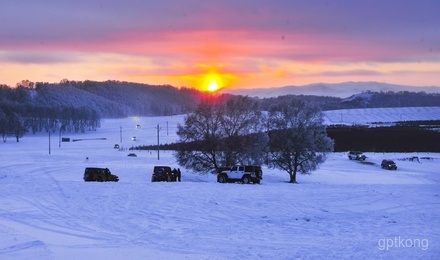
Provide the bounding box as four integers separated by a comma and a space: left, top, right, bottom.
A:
1, 112, 440, 259
323, 106, 440, 125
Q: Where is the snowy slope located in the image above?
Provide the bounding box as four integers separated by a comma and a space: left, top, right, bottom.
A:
323, 106, 440, 125
0, 114, 439, 259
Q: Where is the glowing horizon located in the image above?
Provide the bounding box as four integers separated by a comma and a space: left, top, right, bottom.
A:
1, 1, 439, 90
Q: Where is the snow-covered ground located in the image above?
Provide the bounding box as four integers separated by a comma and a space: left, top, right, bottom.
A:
1, 113, 439, 259
323, 106, 440, 125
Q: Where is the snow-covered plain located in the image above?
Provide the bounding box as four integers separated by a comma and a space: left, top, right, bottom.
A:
1, 112, 439, 259
323, 106, 440, 125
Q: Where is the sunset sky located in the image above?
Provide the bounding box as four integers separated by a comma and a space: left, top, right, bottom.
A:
1, 0, 440, 91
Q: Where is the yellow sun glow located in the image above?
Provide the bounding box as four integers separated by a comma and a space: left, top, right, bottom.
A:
207, 79, 220, 92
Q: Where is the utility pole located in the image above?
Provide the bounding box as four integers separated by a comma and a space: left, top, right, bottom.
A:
120, 126, 122, 143
59, 125, 65, 148
157, 124, 160, 160
48, 131, 51, 155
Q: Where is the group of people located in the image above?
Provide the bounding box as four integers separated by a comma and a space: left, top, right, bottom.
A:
172, 168, 181, 182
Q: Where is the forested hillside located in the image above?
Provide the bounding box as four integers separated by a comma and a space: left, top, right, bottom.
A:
25, 79, 207, 117
0, 80, 210, 141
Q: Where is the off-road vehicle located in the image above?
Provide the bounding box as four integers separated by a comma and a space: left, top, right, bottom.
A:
151, 166, 175, 182
348, 151, 367, 161
84, 167, 119, 182
217, 165, 263, 184
381, 160, 397, 170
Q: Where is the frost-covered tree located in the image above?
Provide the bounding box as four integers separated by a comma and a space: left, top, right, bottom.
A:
267, 99, 334, 183
175, 100, 224, 171
0, 109, 8, 142
219, 96, 267, 166
175, 95, 267, 173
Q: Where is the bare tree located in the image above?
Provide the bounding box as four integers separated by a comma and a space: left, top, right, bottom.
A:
0, 109, 8, 142
175, 100, 224, 171
219, 96, 267, 166
267, 99, 334, 183
175, 95, 267, 173
10, 112, 26, 142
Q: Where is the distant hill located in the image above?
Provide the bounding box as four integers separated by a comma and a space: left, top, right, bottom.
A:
220, 82, 440, 98
258, 91, 440, 111
1, 80, 211, 118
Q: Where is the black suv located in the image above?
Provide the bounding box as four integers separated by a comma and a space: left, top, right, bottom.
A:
381, 160, 397, 170
84, 167, 119, 182
152, 166, 175, 182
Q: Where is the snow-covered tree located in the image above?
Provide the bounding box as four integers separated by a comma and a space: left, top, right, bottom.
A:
266, 99, 334, 183
0, 109, 8, 142
175, 95, 267, 172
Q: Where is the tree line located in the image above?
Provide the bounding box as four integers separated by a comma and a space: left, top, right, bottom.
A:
259, 91, 440, 111
327, 122, 440, 152
0, 84, 101, 142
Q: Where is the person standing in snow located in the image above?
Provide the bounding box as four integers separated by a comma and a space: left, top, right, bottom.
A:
176, 168, 181, 182
172, 168, 178, 181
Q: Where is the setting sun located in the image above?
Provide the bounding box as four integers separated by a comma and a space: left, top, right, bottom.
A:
207, 79, 220, 92
202, 71, 225, 92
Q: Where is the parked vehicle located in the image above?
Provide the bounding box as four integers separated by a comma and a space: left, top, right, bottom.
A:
381, 160, 397, 170
84, 167, 119, 182
217, 165, 263, 184
152, 166, 175, 182
348, 151, 367, 161
214, 166, 232, 175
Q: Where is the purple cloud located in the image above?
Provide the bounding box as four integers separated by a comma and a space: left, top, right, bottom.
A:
0, 51, 82, 64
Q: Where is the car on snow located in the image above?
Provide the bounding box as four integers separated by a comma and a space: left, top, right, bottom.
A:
217, 165, 263, 184
348, 151, 367, 161
84, 167, 119, 182
381, 159, 397, 170
151, 166, 176, 182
